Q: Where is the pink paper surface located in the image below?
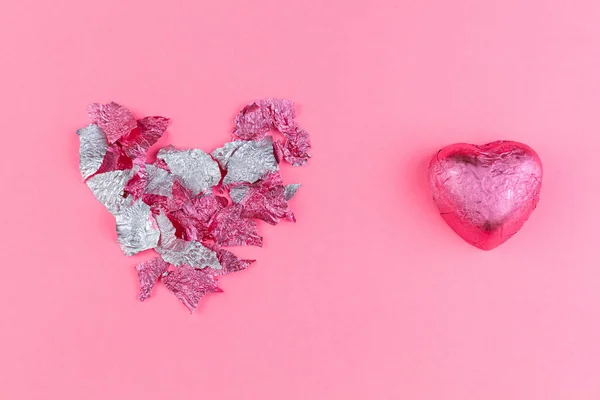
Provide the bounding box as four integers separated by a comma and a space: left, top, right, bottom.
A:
1, 1, 600, 399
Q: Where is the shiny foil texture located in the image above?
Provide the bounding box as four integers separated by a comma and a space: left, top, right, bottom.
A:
428, 141, 542, 250
75, 99, 311, 312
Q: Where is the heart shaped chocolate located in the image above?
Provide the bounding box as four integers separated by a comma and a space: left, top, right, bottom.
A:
428, 141, 542, 250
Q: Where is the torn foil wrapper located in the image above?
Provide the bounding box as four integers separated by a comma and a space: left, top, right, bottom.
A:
136, 257, 169, 301
116, 200, 160, 256
155, 212, 221, 270
121, 116, 170, 159
75, 99, 311, 313
162, 265, 223, 313
213, 137, 279, 185
88, 102, 137, 144
231, 172, 294, 225
233, 98, 311, 166
284, 184, 301, 201
210, 204, 263, 247
86, 169, 135, 214
145, 163, 173, 197
77, 124, 107, 180
157, 147, 221, 196
204, 244, 255, 277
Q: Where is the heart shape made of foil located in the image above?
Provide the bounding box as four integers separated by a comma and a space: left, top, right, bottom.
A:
428, 141, 542, 250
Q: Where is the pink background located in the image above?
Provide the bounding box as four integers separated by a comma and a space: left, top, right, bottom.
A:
1, 0, 600, 399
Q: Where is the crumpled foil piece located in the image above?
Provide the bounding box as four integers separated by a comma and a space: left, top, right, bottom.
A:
280, 126, 311, 167
76, 124, 107, 180
136, 257, 169, 301
145, 163, 173, 197
158, 240, 221, 270
229, 185, 250, 204
86, 169, 134, 214
429, 141, 543, 250
143, 181, 194, 215
204, 244, 254, 277
216, 137, 279, 185
162, 265, 223, 313
210, 204, 263, 247
96, 142, 133, 174
120, 116, 170, 159
88, 102, 137, 144
187, 194, 228, 223
157, 147, 221, 196
211, 141, 245, 168
76, 100, 311, 312
284, 184, 301, 201
233, 172, 294, 225
123, 162, 146, 199
155, 212, 221, 270
233, 98, 311, 166
233, 98, 296, 140
115, 200, 160, 256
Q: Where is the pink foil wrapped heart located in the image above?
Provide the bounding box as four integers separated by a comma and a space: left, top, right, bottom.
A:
428, 141, 542, 250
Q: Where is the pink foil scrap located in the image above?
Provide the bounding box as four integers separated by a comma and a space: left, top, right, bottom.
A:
210, 204, 263, 247
136, 257, 169, 301
233, 172, 295, 225
204, 244, 255, 277
88, 102, 137, 144
162, 265, 223, 313
120, 116, 170, 159
75, 100, 311, 312
95, 142, 134, 175
233, 99, 311, 166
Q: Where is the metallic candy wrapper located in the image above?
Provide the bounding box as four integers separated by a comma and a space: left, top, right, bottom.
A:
120, 116, 170, 159
229, 186, 249, 204
135, 257, 169, 301
429, 141, 543, 250
86, 169, 134, 214
233, 98, 296, 140
211, 141, 245, 168
157, 240, 221, 270
88, 102, 137, 144
76, 124, 107, 180
115, 200, 160, 256
162, 265, 223, 313
210, 204, 263, 247
233, 99, 311, 166
220, 137, 279, 185
123, 162, 146, 199
280, 126, 311, 166
203, 244, 255, 277
76, 100, 311, 312
155, 212, 221, 270
234, 172, 294, 225
143, 181, 194, 215
95, 142, 133, 174
186, 194, 227, 224
167, 194, 227, 242
145, 163, 173, 197
157, 147, 221, 196
284, 184, 300, 201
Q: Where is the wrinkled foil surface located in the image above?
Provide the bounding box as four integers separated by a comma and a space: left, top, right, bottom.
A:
429, 141, 543, 250
75, 99, 311, 312
233, 98, 311, 166
77, 124, 108, 180
162, 265, 222, 313
116, 200, 160, 256
136, 257, 169, 301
